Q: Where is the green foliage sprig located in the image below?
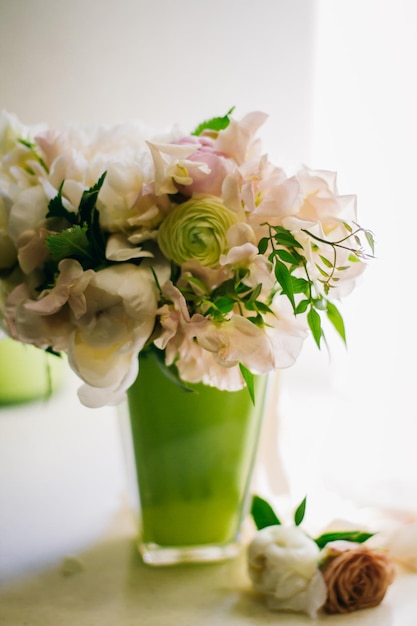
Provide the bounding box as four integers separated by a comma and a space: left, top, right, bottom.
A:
251, 494, 374, 549
45, 172, 108, 271
191, 107, 235, 136
258, 223, 375, 348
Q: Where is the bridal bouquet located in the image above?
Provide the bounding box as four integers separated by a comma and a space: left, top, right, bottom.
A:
0, 108, 373, 407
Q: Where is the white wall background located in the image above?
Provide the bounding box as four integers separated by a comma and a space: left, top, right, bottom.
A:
279, 0, 417, 525
0, 0, 315, 166
0, 0, 416, 581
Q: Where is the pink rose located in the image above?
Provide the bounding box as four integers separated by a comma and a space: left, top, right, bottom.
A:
175, 136, 234, 196
321, 546, 395, 614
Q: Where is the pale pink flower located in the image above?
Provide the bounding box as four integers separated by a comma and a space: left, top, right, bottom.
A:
197, 315, 274, 374
174, 337, 245, 391
146, 141, 210, 195
5, 282, 73, 352
215, 111, 268, 164
175, 135, 235, 196
154, 281, 208, 357
17, 227, 53, 274
294, 167, 357, 223
24, 259, 94, 319
155, 283, 248, 390
220, 223, 275, 291
240, 156, 300, 224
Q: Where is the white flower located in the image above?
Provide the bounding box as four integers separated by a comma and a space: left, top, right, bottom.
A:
0, 110, 371, 407
247, 525, 327, 618
105, 233, 154, 262
96, 161, 144, 233
5, 260, 159, 408
68, 263, 159, 407
383, 522, 417, 572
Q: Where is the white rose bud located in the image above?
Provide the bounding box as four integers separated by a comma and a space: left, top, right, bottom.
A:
247, 525, 327, 618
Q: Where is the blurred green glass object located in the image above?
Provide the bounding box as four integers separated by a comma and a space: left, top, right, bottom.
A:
0, 337, 64, 405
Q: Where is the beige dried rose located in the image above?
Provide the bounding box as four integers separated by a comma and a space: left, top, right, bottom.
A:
320, 544, 395, 614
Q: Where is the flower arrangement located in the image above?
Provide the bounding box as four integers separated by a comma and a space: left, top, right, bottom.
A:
248, 495, 395, 618
0, 108, 373, 407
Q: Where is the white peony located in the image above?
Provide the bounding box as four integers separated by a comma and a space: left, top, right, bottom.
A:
5, 259, 159, 408
68, 263, 159, 407
248, 525, 327, 618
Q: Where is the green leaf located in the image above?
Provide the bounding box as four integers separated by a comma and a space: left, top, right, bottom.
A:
319, 254, 333, 269
314, 297, 327, 311
192, 107, 235, 136
315, 264, 330, 278
246, 283, 262, 302
46, 225, 94, 264
258, 237, 269, 255
185, 275, 209, 295
78, 172, 107, 225
294, 496, 307, 526
251, 495, 281, 530
246, 314, 264, 327
315, 530, 374, 550
46, 182, 79, 225
295, 299, 310, 314
326, 300, 346, 344
290, 276, 310, 295
45, 173, 108, 269
78, 173, 108, 262
149, 347, 194, 393
365, 229, 375, 255
277, 249, 302, 265
251, 301, 273, 314
307, 307, 322, 348
274, 260, 296, 311
273, 226, 302, 248
214, 296, 235, 314
239, 363, 255, 405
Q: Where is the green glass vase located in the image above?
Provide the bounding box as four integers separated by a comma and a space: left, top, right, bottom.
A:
126, 348, 268, 566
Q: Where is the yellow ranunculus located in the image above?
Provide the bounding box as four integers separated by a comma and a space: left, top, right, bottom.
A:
158, 196, 238, 268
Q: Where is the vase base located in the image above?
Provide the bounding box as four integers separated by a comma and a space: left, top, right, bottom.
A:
139, 540, 241, 566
